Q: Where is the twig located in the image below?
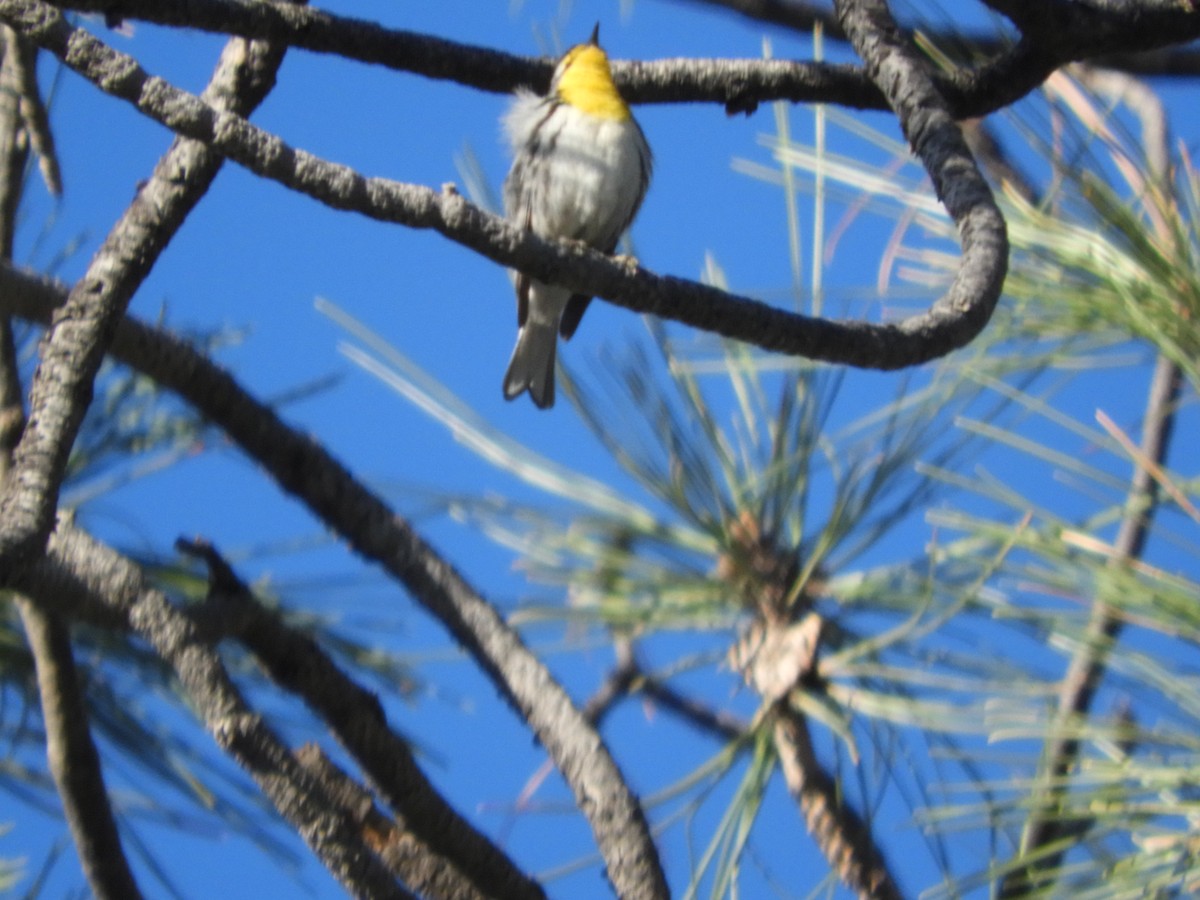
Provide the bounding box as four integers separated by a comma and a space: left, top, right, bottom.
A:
585, 639, 748, 743
3, 25, 60, 195
960, 118, 1039, 205
177, 537, 546, 900
14, 598, 144, 900
0, 25, 26, 258
580, 637, 640, 726
639, 678, 746, 743
0, 16, 28, 476
1, 3, 1007, 375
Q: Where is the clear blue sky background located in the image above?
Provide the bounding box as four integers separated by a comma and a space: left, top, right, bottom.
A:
5, 1, 1194, 898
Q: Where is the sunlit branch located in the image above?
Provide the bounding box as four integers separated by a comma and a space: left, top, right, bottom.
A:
2, 26, 60, 194
1, 25, 137, 898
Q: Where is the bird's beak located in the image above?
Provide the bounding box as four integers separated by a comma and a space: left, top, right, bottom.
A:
589, 23, 600, 46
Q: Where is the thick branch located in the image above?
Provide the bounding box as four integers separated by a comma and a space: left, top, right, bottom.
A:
178, 538, 546, 900
15, 598, 144, 900
38, 0, 1200, 115
1, 4, 1006, 377
0, 0, 288, 569
15, 521, 414, 898
0, 263, 669, 900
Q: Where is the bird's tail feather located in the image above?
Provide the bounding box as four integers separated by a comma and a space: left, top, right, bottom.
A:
503, 322, 558, 409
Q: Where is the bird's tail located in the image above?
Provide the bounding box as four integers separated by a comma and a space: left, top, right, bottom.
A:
503, 321, 558, 409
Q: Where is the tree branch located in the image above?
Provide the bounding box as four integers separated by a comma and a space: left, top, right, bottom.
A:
834, 0, 1009, 371
0, 24, 138, 898
3, 25, 60, 195
582, 640, 748, 744
1, 2, 1007, 377
0, 261, 669, 900
0, 0, 289, 569
14, 597, 144, 900
1002, 355, 1183, 897
773, 707, 903, 900
14, 521, 416, 899
40, 0, 1200, 114
686, 0, 1200, 80
0, 22, 26, 479
292, 745, 493, 900
177, 537, 547, 900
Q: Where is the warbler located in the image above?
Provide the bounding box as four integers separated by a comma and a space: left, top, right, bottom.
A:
502, 24, 652, 409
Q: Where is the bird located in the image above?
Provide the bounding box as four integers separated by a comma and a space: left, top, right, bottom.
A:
501, 24, 652, 409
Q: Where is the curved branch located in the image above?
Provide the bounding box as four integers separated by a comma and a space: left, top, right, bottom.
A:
2, 4, 1004, 376
15, 597, 143, 900
0, 260, 669, 900
687, 0, 1200, 82
834, 0, 1008, 368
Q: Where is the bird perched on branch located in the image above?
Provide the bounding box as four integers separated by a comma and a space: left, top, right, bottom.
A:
502, 24, 652, 409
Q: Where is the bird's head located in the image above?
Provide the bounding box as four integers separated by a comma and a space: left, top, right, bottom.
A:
552, 24, 632, 121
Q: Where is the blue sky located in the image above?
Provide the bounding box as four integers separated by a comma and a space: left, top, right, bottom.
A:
5, 1, 1195, 898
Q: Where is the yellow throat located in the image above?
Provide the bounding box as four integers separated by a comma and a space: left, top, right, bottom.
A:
555, 44, 631, 121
